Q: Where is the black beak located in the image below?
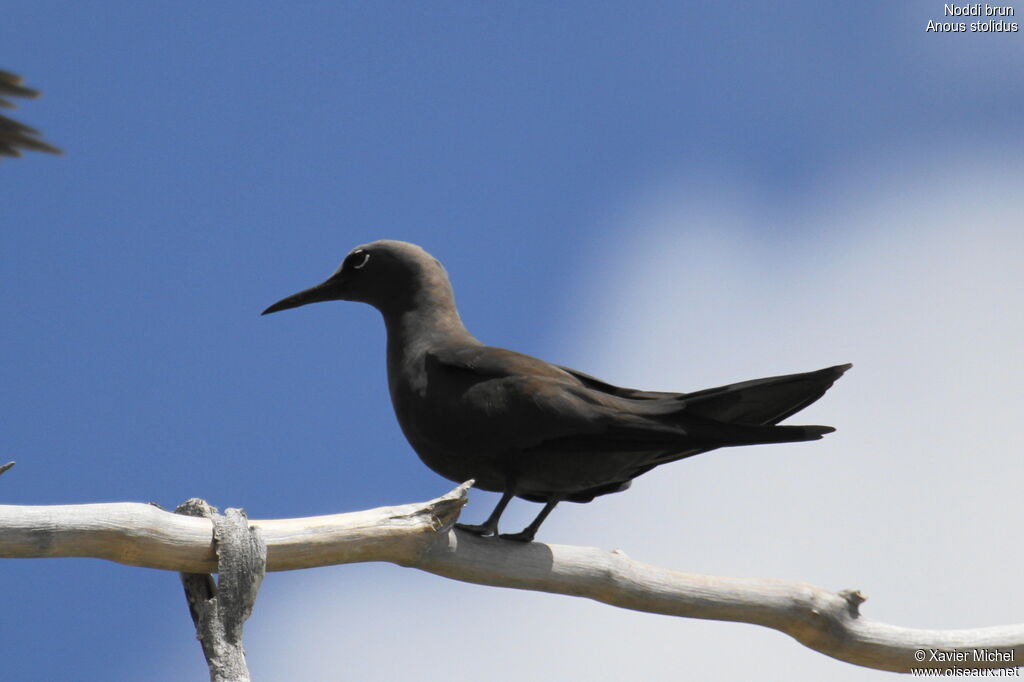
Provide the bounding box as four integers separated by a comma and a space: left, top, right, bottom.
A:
262, 276, 343, 315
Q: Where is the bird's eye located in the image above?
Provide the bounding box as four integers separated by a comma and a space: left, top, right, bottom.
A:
347, 250, 370, 270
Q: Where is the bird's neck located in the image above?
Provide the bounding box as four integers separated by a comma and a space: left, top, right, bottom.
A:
384, 297, 478, 358
383, 301, 478, 396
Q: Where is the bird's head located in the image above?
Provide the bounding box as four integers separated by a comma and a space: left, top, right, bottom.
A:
261, 240, 454, 316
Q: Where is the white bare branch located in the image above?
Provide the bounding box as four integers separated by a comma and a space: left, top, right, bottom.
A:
0, 482, 1020, 674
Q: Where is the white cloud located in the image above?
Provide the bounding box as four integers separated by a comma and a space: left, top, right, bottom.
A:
242, 149, 1024, 681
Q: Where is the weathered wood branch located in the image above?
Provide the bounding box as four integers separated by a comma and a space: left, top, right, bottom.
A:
1, 482, 1020, 674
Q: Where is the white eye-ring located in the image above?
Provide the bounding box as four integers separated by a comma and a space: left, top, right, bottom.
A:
351, 250, 370, 269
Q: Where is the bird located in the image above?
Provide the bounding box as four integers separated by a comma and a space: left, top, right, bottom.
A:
1, 70, 61, 159
263, 240, 850, 542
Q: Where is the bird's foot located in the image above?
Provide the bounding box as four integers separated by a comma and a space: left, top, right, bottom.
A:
455, 522, 497, 537
498, 529, 536, 543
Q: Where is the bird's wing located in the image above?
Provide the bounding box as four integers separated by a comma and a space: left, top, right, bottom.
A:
428, 345, 581, 382
554, 364, 681, 400
425, 345, 687, 449
0, 70, 61, 158
425, 345, 788, 454
427, 346, 841, 438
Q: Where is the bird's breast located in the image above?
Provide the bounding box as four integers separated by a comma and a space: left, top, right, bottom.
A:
386, 362, 521, 491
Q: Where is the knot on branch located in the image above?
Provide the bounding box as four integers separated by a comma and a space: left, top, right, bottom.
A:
176, 499, 267, 682
839, 589, 866, 617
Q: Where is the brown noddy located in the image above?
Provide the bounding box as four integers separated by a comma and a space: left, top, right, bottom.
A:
263, 240, 850, 542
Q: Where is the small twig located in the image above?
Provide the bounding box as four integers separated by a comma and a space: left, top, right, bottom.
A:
176, 499, 267, 682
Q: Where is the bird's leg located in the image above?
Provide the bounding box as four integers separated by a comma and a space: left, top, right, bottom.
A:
500, 497, 561, 543
455, 489, 514, 537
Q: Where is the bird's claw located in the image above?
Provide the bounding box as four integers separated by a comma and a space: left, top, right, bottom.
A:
455, 522, 535, 542
498, 530, 536, 543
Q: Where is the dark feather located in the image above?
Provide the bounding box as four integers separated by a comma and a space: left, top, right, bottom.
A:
0, 70, 61, 159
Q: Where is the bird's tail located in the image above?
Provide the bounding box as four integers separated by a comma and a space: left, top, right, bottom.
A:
682, 363, 852, 426
719, 422, 835, 445
641, 413, 838, 469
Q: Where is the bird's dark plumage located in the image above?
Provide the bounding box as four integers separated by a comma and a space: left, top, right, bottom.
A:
0, 70, 61, 159
263, 240, 850, 541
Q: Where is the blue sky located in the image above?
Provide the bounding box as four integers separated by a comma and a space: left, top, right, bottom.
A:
3, 3, 1023, 680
